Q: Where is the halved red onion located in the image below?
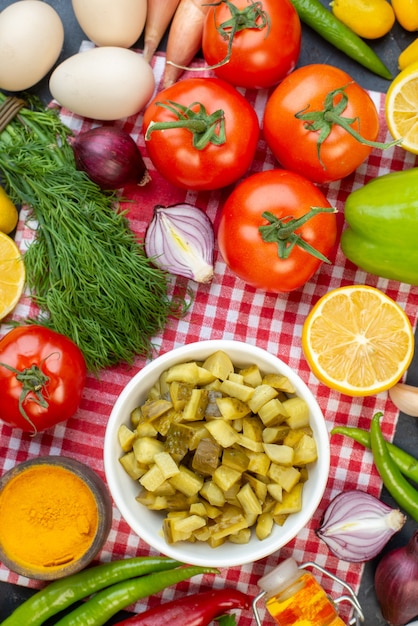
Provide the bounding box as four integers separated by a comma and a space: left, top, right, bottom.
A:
316, 489, 406, 562
145, 203, 214, 283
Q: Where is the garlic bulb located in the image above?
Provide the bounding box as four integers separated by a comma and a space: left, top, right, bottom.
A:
389, 383, 418, 417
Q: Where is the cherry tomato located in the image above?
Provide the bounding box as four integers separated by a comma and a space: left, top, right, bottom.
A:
263, 64, 381, 183
202, 0, 301, 89
142, 77, 259, 190
217, 169, 338, 293
0, 325, 87, 433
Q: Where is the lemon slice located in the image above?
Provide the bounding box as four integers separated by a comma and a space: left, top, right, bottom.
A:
0, 186, 18, 235
0, 232, 25, 320
385, 61, 418, 154
302, 285, 414, 397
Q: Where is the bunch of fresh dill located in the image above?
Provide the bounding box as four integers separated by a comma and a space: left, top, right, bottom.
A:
0, 93, 185, 372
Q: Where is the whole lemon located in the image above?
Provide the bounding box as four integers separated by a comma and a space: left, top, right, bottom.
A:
0, 186, 19, 234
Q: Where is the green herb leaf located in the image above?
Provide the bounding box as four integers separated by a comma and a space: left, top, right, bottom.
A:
0, 93, 189, 371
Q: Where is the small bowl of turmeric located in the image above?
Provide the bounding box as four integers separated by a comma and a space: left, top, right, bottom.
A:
0, 456, 113, 580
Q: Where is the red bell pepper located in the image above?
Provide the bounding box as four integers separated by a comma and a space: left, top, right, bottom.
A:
112, 588, 250, 625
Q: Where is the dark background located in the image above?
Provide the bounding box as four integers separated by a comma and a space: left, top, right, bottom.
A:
0, 1, 417, 624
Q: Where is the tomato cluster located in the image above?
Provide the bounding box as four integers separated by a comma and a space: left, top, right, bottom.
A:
143, 0, 384, 190
142, 18, 386, 292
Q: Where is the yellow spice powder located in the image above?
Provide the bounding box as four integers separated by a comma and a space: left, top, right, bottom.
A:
0, 464, 99, 572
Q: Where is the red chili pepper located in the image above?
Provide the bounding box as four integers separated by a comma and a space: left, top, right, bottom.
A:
112, 588, 250, 625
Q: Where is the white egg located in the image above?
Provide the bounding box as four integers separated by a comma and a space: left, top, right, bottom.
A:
49, 46, 155, 121
0, 0, 64, 91
72, 0, 147, 48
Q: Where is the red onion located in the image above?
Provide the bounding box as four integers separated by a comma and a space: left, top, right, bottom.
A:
316, 489, 406, 562
70, 126, 150, 190
375, 531, 418, 626
145, 203, 214, 283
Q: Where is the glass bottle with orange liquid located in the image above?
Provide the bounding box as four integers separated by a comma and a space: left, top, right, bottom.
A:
252, 558, 364, 626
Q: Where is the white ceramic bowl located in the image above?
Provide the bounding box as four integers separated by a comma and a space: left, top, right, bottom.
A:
104, 340, 330, 567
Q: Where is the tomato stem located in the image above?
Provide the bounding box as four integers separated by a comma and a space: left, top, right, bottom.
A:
295, 85, 401, 168
204, 0, 271, 69
259, 206, 337, 261
145, 100, 225, 150
0, 360, 50, 434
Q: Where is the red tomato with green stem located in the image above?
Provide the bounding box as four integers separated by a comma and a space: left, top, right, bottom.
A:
202, 0, 301, 89
142, 77, 259, 190
0, 325, 87, 434
263, 64, 395, 184
217, 169, 338, 293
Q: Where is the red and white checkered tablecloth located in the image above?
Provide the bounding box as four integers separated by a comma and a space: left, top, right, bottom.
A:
1, 48, 418, 624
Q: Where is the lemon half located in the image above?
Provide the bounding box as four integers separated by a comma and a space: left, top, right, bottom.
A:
385, 62, 418, 154
0, 232, 25, 320
302, 285, 414, 397
0, 186, 18, 235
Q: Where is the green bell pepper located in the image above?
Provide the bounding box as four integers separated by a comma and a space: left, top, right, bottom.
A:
341, 168, 418, 286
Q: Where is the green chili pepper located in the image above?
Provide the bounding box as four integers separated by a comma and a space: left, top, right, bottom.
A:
341, 168, 418, 285
54, 565, 219, 626
289, 0, 392, 79
331, 425, 418, 484
2, 557, 182, 626
370, 412, 418, 522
